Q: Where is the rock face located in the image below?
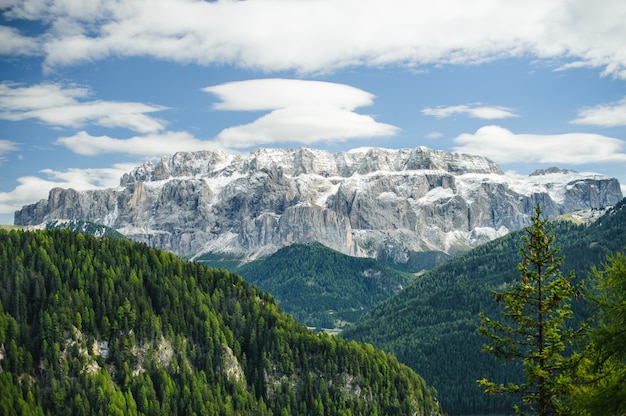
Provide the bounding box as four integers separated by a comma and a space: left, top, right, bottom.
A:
14, 147, 623, 265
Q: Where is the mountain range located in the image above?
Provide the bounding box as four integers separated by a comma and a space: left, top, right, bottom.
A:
14, 147, 623, 271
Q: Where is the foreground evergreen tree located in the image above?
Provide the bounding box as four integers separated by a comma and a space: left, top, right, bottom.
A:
572, 252, 626, 415
477, 205, 582, 415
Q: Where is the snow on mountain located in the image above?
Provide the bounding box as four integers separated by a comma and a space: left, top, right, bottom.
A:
14, 147, 623, 270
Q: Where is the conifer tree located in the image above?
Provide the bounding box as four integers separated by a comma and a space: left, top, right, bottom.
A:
572, 253, 626, 415
477, 205, 582, 416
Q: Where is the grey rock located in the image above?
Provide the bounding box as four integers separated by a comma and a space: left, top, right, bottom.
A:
14, 147, 623, 265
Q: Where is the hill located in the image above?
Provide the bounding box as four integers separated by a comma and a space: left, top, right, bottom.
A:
0, 229, 442, 415
342, 198, 626, 415
230, 242, 415, 330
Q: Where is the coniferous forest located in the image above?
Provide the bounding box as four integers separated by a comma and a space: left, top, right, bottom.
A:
236, 242, 415, 329
342, 199, 626, 415
0, 228, 442, 415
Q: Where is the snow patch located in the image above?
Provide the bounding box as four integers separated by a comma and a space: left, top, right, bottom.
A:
419, 187, 454, 204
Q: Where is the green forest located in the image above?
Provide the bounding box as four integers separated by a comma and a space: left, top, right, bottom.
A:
342, 200, 626, 415
0, 228, 442, 415
234, 242, 415, 329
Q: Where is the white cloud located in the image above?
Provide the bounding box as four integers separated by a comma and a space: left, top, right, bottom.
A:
0, 82, 168, 133
57, 77, 400, 153
0, 138, 19, 164
0, 25, 40, 55
425, 132, 444, 139
453, 125, 626, 164
205, 79, 398, 149
214, 106, 398, 148
56, 130, 216, 157
2, 0, 625, 78
571, 97, 626, 127
204, 79, 375, 111
422, 104, 519, 120
0, 139, 19, 154
0, 164, 134, 215
1, 0, 109, 21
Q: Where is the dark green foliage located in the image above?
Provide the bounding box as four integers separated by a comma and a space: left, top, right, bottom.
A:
477, 206, 583, 415
342, 198, 626, 415
377, 249, 452, 273
195, 252, 246, 273
236, 242, 415, 329
0, 228, 441, 415
572, 252, 626, 415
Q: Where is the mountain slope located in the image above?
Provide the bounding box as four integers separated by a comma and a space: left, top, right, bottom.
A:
342, 198, 626, 415
14, 147, 622, 271
0, 229, 442, 415
228, 242, 415, 329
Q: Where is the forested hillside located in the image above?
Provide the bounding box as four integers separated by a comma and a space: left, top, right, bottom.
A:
0, 229, 442, 415
235, 242, 414, 329
342, 199, 626, 415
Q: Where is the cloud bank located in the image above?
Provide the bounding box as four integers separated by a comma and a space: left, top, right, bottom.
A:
453, 125, 626, 164
2, 0, 626, 77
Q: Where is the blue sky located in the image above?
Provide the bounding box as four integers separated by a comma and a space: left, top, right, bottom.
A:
1, 0, 626, 225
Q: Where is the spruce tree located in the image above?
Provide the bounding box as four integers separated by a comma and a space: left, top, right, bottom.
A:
477, 205, 582, 416
572, 253, 626, 415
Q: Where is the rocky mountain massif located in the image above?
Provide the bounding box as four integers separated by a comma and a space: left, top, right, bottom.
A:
14, 147, 623, 269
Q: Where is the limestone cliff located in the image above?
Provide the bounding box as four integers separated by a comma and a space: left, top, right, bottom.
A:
14, 147, 623, 265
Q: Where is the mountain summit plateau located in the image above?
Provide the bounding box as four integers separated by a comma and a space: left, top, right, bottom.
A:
14, 147, 623, 268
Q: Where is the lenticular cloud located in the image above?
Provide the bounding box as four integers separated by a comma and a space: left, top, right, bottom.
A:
204, 79, 399, 148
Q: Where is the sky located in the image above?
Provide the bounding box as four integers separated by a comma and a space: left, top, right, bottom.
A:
1, 0, 626, 225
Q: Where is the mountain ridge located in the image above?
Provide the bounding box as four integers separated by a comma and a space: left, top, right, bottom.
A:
14, 146, 623, 270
